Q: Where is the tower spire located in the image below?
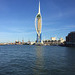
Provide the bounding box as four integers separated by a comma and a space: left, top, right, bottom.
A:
38, 0, 40, 14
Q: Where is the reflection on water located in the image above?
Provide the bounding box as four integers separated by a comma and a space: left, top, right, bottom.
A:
33, 46, 45, 75
0, 45, 75, 75
65, 47, 75, 74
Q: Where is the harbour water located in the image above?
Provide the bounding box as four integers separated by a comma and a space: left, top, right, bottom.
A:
0, 45, 75, 75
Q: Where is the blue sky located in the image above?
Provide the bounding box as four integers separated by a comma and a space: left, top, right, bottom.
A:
0, 0, 75, 42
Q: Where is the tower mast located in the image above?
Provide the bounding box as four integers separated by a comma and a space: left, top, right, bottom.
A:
38, 0, 40, 14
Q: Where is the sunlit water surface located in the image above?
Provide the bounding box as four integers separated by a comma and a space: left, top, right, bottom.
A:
0, 45, 75, 75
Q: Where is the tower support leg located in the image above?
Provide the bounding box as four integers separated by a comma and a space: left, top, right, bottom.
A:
37, 33, 41, 43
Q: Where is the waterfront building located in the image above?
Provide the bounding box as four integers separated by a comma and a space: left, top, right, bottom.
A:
43, 37, 65, 46
59, 38, 65, 43
35, 0, 42, 44
27, 40, 31, 44
15, 40, 21, 45
51, 37, 56, 41
31, 42, 35, 45
66, 32, 75, 46
22, 40, 24, 44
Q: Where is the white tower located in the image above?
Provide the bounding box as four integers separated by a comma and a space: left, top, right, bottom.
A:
35, 0, 42, 43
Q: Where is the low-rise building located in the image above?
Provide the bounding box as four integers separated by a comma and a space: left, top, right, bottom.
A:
43, 38, 64, 46
59, 38, 65, 43
51, 37, 56, 41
